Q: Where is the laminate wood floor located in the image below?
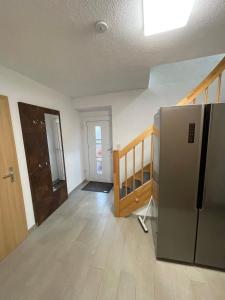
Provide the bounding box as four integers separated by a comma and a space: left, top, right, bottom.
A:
0, 186, 225, 300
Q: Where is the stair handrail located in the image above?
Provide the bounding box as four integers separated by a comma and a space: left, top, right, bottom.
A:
177, 56, 225, 105
118, 125, 154, 158
113, 55, 225, 217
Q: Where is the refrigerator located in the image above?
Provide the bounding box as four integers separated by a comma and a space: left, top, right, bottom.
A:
151, 103, 225, 270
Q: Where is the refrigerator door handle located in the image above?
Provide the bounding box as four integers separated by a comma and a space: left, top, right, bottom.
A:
197, 194, 203, 210
196, 105, 211, 210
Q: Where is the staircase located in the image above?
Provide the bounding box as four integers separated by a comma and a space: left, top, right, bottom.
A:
113, 56, 225, 217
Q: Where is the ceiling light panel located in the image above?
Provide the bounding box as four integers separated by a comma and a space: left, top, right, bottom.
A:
143, 0, 195, 36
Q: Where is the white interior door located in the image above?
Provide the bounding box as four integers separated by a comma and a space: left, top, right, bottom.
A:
87, 120, 112, 183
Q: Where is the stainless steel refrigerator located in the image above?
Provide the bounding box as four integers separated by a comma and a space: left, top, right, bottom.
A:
152, 103, 225, 270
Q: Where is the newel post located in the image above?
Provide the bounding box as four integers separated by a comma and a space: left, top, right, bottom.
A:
113, 150, 120, 217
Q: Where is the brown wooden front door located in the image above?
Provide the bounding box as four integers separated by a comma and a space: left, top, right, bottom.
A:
0, 96, 28, 262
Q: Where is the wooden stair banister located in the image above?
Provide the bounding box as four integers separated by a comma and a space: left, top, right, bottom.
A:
118, 125, 154, 158
113, 56, 225, 217
177, 56, 225, 106
113, 126, 158, 216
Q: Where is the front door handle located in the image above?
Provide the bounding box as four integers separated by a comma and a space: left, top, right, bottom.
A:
2, 167, 15, 183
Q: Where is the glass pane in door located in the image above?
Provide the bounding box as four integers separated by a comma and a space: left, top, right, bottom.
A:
96, 158, 103, 175
95, 126, 103, 175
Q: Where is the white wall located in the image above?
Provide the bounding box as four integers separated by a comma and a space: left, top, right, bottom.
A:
0, 64, 84, 229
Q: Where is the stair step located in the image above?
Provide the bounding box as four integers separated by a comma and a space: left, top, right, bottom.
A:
120, 186, 132, 199
120, 179, 141, 199
120, 174, 151, 199
131, 179, 142, 190
143, 171, 150, 183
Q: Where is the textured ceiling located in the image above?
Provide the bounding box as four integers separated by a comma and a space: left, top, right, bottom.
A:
0, 0, 225, 98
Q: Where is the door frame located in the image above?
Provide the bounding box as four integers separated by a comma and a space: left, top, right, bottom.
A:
80, 110, 113, 183
0, 95, 28, 261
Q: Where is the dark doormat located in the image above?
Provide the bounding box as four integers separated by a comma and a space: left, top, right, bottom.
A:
82, 181, 113, 193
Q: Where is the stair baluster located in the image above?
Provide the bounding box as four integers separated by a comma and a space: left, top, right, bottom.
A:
133, 146, 135, 192
204, 88, 208, 104
141, 140, 144, 185
216, 73, 222, 103
125, 154, 128, 196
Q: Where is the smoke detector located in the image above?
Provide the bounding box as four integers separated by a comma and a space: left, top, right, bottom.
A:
95, 21, 108, 33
